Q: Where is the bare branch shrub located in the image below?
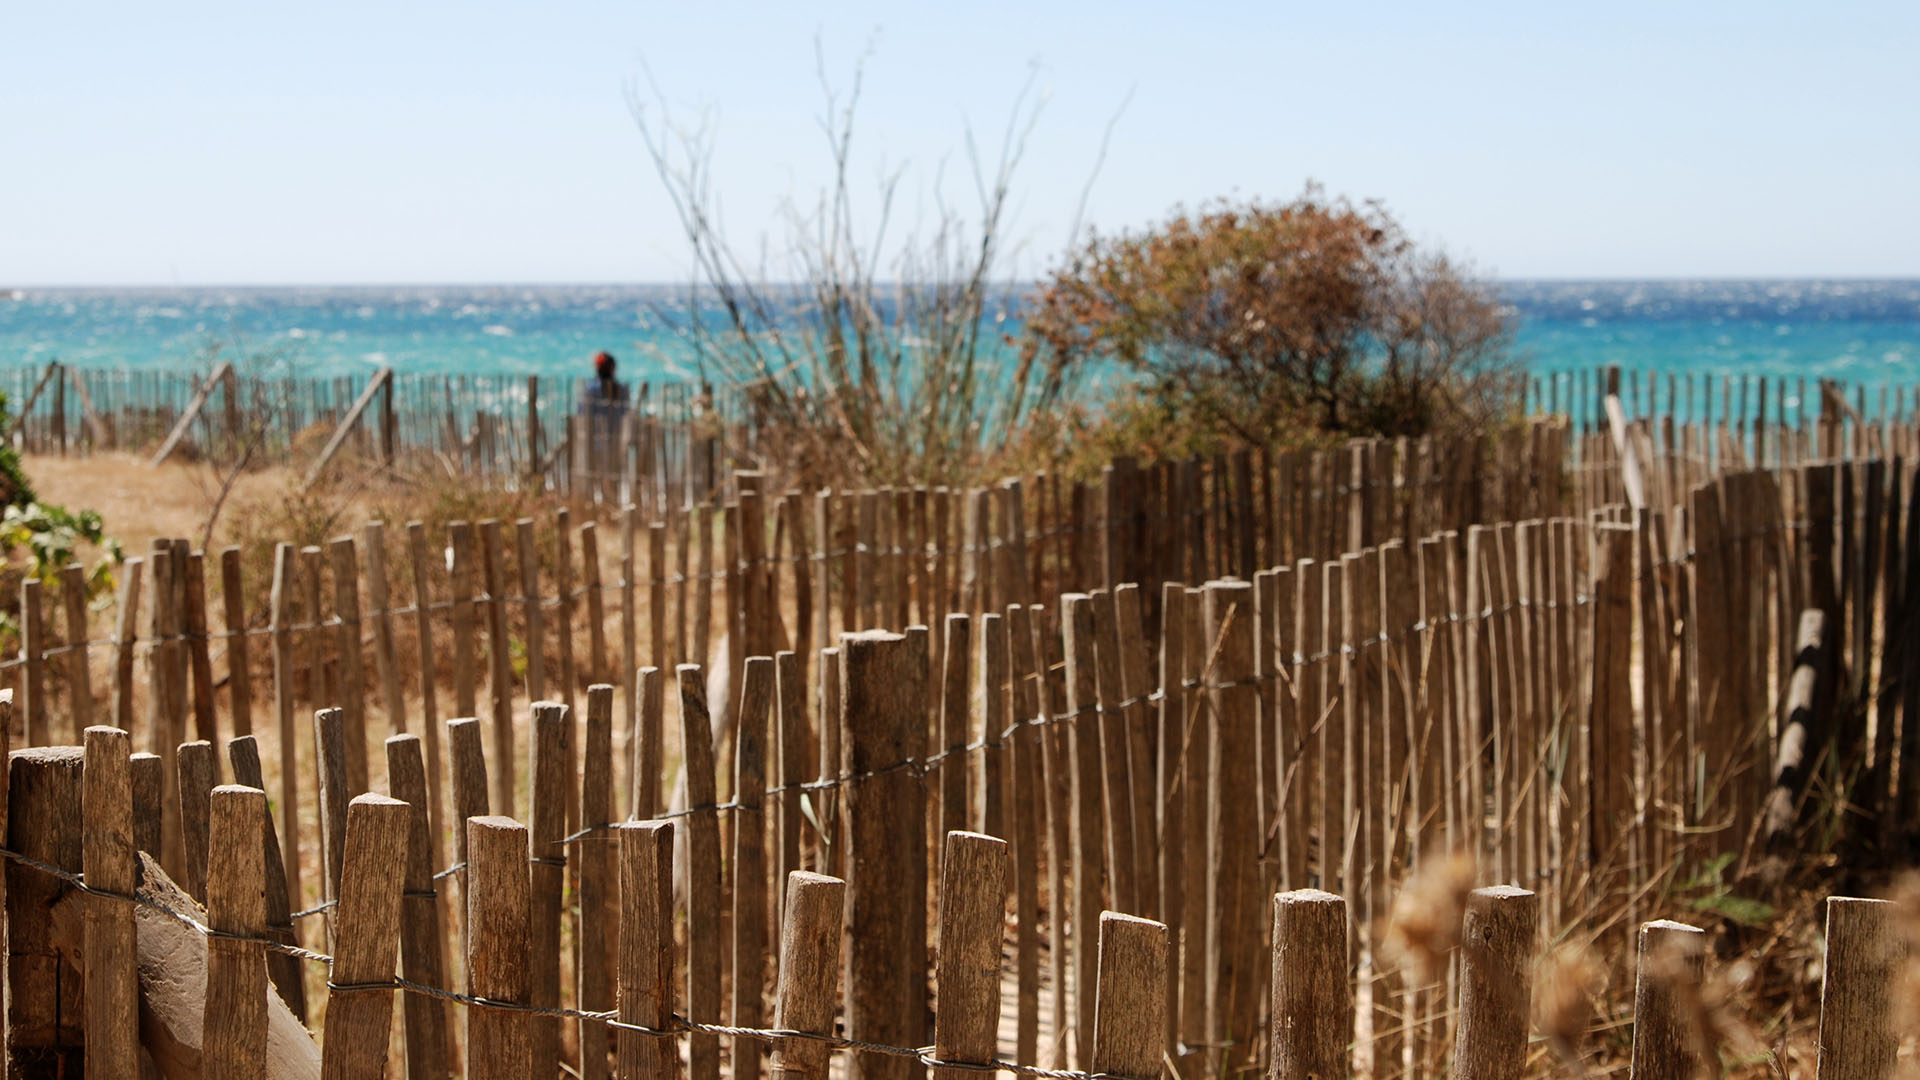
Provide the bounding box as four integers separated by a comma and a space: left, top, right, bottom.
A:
629, 46, 1079, 489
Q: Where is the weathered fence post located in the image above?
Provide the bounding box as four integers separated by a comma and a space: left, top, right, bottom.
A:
529, 700, 571, 1078
1816, 896, 1902, 1079
387, 733, 452, 1080
314, 706, 351, 945
1628, 919, 1706, 1080
321, 794, 409, 1080
447, 715, 490, 951
1453, 885, 1538, 1080
615, 820, 675, 1080
932, 831, 1008, 1080
733, 656, 774, 1080
205, 784, 269, 1080
467, 815, 533, 1080
679, 663, 724, 1080
1272, 888, 1352, 1080
8, 744, 84, 1068
770, 871, 846, 1080
1060, 594, 1106, 1063
579, 684, 618, 1080
21, 576, 45, 746
1089, 911, 1170, 1080
1204, 577, 1262, 1075
60, 563, 92, 738
83, 725, 139, 1076
177, 738, 216, 903
840, 629, 928, 1080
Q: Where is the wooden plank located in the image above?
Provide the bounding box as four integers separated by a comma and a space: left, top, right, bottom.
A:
130, 751, 162, 862
931, 831, 1009, 1080
267, 543, 303, 932
774, 651, 806, 930
387, 734, 452, 1080
732, 656, 774, 1080
839, 630, 928, 1080
1059, 594, 1106, 1064
1816, 896, 1901, 1080
621, 506, 641, 790
111, 556, 144, 731
7, 743, 84, 1065
1628, 920, 1706, 1080
451, 522, 479, 718
614, 821, 675, 1080
1202, 578, 1261, 1078
529, 700, 571, 1077
1005, 604, 1042, 1065
329, 536, 370, 793
447, 715, 490, 951
184, 550, 219, 749
205, 785, 269, 1080
481, 520, 515, 814
937, 613, 973, 875
218, 548, 251, 738
60, 564, 92, 737
467, 815, 533, 1080
1452, 886, 1538, 1080
555, 509, 579, 718
21, 576, 45, 746
679, 663, 724, 1080
151, 359, 235, 465
1089, 912, 1169, 1080
177, 739, 216, 903
363, 522, 406, 736
1176, 585, 1210, 1071
1590, 524, 1634, 898
82, 725, 139, 1076
768, 871, 845, 1080
1113, 584, 1158, 920
405, 523, 446, 889
578, 685, 617, 1080
1083, 590, 1134, 915
581, 521, 609, 683
301, 366, 393, 488
1271, 889, 1352, 1079
314, 706, 351, 942
979, 611, 1007, 841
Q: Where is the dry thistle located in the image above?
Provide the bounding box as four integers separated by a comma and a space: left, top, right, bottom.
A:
1379, 848, 1476, 986
1532, 940, 1604, 1076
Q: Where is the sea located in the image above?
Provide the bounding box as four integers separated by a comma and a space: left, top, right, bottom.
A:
4, 280, 1918, 422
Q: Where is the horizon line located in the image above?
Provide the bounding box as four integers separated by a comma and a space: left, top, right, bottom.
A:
10, 275, 1920, 292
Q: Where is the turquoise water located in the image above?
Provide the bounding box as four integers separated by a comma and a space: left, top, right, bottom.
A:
5, 281, 1917, 412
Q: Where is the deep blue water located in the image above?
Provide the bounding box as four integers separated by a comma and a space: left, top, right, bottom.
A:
4, 281, 1917, 411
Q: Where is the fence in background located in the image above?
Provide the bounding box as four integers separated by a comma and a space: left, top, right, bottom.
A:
1, 366, 1918, 1075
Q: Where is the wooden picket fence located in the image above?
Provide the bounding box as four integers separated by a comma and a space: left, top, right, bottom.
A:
10, 358, 1914, 510
1, 719, 1910, 1079
3, 364, 1920, 1075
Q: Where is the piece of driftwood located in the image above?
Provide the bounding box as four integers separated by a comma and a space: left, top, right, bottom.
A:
44, 849, 322, 1078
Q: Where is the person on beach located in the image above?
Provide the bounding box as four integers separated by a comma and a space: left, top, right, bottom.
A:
579, 350, 629, 422
579, 350, 629, 484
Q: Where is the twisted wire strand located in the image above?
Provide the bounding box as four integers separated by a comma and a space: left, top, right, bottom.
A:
0, 842, 1119, 1080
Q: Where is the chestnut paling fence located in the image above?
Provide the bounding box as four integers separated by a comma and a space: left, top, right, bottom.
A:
2, 367, 1919, 1075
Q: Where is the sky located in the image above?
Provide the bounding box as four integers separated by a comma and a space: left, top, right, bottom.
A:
3, 1, 1916, 285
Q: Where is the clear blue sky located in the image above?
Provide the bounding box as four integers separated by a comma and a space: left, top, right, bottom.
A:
5, 1, 1915, 285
